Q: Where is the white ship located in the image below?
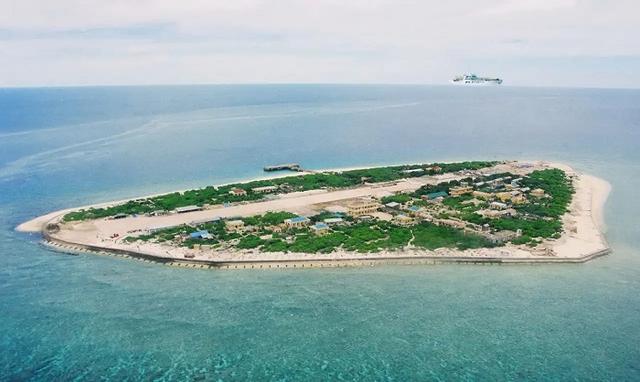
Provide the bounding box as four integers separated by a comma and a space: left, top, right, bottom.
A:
452, 74, 503, 85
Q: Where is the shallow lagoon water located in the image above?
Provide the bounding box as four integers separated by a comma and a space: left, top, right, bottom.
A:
1, 85, 639, 380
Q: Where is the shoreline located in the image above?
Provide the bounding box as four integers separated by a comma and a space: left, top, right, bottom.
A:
16, 159, 479, 233
19, 160, 613, 267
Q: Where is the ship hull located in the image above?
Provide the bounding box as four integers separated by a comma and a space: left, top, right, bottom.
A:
451, 80, 502, 85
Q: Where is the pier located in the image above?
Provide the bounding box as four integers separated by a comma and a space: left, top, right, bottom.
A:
263, 163, 305, 172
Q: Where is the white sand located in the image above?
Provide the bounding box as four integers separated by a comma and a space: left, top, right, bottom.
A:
19, 161, 612, 263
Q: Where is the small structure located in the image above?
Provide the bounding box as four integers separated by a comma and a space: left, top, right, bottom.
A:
511, 194, 527, 204
490, 201, 508, 210
324, 217, 344, 225
401, 168, 424, 174
190, 230, 213, 240
472, 191, 492, 200
406, 205, 422, 215
496, 192, 513, 202
310, 222, 330, 236
424, 191, 448, 201
225, 219, 245, 232
229, 188, 247, 197
393, 214, 415, 226
252, 185, 278, 193
346, 199, 380, 217
284, 216, 310, 228
483, 230, 520, 244
449, 186, 474, 197
476, 208, 517, 219
385, 201, 401, 209
263, 163, 302, 172
266, 225, 283, 233
175, 205, 202, 214
437, 219, 466, 229
530, 188, 546, 197
113, 213, 127, 219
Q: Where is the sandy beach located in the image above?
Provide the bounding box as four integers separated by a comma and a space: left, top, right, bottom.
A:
18, 161, 612, 266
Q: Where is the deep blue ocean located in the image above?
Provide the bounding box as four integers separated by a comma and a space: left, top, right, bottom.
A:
1, 85, 639, 381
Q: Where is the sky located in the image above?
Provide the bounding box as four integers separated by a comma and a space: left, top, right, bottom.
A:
1, 0, 639, 88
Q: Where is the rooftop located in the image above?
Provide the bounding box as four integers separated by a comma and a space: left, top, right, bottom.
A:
426, 191, 448, 199
286, 216, 310, 223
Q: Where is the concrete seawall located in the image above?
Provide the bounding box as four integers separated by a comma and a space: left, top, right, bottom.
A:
41, 232, 611, 270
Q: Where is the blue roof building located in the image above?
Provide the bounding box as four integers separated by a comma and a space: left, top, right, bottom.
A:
190, 230, 212, 239
284, 216, 311, 228
310, 222, 330, 235
426, 191, 448, 200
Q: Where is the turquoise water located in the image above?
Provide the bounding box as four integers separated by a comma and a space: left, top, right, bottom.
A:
1, 85, 639, 380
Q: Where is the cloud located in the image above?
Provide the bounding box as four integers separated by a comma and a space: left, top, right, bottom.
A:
479, 0, 578, 15
0, 0, 638, 87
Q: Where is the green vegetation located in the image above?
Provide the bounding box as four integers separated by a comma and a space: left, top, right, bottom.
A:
236, 235, 265, 249
489, 217, 562, 238
241, 211, 298, 227
115, 164, 578, 256
381, 194, 413, 205
411, 224, 495, 250
518, 169, 574, 217
485, 168, 574, 238
63, 161, 498, 221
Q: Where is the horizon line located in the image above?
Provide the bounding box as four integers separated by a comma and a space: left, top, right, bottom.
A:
1, 82, 639, 91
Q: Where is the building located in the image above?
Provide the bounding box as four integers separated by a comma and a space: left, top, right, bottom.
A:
266, 225, 283, 233
406, 205, 422, 216
496, 192, 513, 202
437, 219, 466, 229
190, 230, 213, 240
252, 185, 278, 193
385, 201, 401, 209
175, 205, 203, 214
324, 217, 344, 225
401, 168, 424, 175
483, 230, 521, 244
472, 191, 492, 200
476, 208, 517, 219
449, 186, 474, 197
511, 195, 527, 204
530, 188, 546, 197
393, 214, 415, 226
424, 191, 448, 201
490, 201, 508, 210
346, 199, 380, 217
229, 188, 247, 196
284, 216, 311, 228
225, 219, 245, 232
310, 222, 330, 236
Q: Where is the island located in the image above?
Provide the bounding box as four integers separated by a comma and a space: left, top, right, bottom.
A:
17, 160, 611, 269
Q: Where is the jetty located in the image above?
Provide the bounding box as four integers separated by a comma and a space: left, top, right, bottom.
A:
263, 163, 304, 172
